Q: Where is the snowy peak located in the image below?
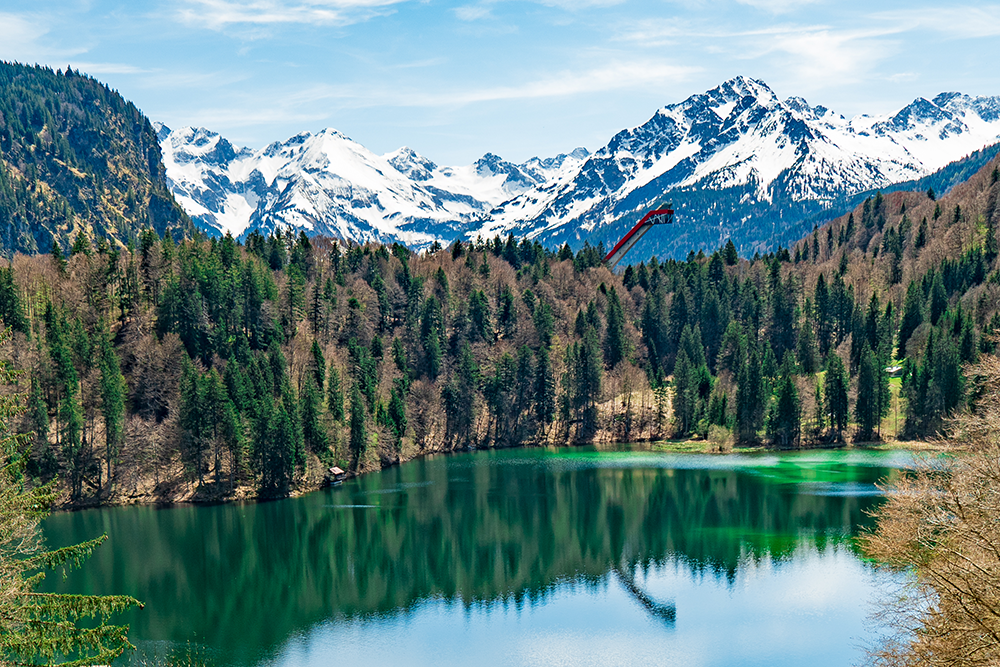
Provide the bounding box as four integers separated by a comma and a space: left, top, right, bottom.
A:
157, 77, 1000, 259
385, 147, 437, 182
157, 124, 585, 245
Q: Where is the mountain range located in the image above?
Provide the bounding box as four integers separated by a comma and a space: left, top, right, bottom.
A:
157, 76, 1000, 259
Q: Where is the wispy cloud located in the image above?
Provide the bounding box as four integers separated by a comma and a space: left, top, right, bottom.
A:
617, 17, 905, 88
68, 61, 152, 75
756, 27, 895, 84
454, 5, 493, 21
175, 0, 409, 29
0, 11, 87, 63
274, 59, 700, 110
735, 0, 823, 14
872, 5, 1000, 39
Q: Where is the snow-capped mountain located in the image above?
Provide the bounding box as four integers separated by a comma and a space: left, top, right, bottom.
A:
484, 76, 1000, 256
156, 122, 587, 246
157, 76, 1000, 259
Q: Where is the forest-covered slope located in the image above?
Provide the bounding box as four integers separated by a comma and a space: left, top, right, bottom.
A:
0, 144, 997, 506
0, 62, 191, 255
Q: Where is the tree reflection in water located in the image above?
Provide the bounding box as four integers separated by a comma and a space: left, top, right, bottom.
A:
42, 448, 906, 665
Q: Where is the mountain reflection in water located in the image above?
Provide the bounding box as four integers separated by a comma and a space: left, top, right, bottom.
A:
42, 447, 911, 667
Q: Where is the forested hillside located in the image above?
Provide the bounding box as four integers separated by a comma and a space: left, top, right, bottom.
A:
0, 62, 191, 255
1, 148, 998, 505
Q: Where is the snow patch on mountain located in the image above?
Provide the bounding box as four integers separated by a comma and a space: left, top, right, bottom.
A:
157, 76, 1000, 255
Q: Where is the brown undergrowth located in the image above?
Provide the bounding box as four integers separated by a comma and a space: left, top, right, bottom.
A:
862, 355, 1000, 667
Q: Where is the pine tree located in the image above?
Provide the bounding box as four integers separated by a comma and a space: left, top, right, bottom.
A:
812, 379, 825, 437
768, 354, 801, 447
97, 326, 126, 490
535, 346, 556, 428
735, 344, 764, 443
825, 353, 849, 439
443, 343, 478, 446
301, 376, 328, 455
0, 329, 141, 666
898, 280, 924, 358
0, 267, 27, 334
604, 287, 626, 367
672, 348, 694, 436
855, 343, 880, 441
388, 379, 407, 452
310, 339, 326, 391
722, 239, 738, 266
533, 300, 554, 348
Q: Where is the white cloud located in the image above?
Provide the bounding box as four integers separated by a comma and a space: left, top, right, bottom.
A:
736, 0, 823, 14
275, 59, 700, 109
68, 62, 152, 75
454, 5, 493, 21
175, 0, 409, 29
872, 5, 1000, 39
0, 12, 86, 63
756, 27, 895, 85
436, 60, 698, 104
535, 0, 626, 7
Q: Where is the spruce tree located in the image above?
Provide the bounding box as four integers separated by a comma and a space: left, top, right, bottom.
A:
310, 339, 326, 391
769, 354, 801, 448
855, 343, 880, 441
604, 287, 626, 367
825, 353, 849, 439
0, 329, 141, 666
327, 364, 344, 422
535, 346, 556, 428
672, 348, 693, 437
898, 280, 924, 358
735, 344, 764, 443
97, 327, 126, 490
301, 376, 328, 455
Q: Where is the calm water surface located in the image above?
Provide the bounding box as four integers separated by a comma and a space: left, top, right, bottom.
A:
42, 446, 915, 667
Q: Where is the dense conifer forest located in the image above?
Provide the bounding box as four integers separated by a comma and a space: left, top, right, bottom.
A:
0, 62, 191, 255
0, 149, 996, 504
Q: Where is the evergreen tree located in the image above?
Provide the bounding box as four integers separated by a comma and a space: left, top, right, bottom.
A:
672, 349, 694, 436
898, 280, 924, 358
327, 364, 344, 422
301, 376, 328, 455
50, 239, 66, 275
604, 287, 626, 367
825, 353, 849, 440
97, 326, 126, 490
0, 328, 141, 665
812, 379, 825, 437
348, 383, 367, 471
575, 327, 604, 435
0, 267, 27, 334
930, 272, 948, 325
443, 343, 478, 446
735, 344, 764, 443
796, 312, 819, 374
722, 239, 738, 265
388, 379, 407, 452
535, 346, 556, 428
855, 343, 880, 441
533, 300, 554, 348
768, 354, 801, 448
309, 339, 326, 391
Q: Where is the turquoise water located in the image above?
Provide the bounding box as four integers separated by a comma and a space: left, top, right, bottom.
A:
42, 446, 913, 666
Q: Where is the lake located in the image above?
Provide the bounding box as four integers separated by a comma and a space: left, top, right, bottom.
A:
42, 446, 914, 667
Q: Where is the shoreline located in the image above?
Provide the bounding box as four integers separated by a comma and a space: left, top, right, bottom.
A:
50, 435, 951, 512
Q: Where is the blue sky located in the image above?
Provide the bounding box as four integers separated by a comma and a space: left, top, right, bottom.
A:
2, 1, 999, 164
